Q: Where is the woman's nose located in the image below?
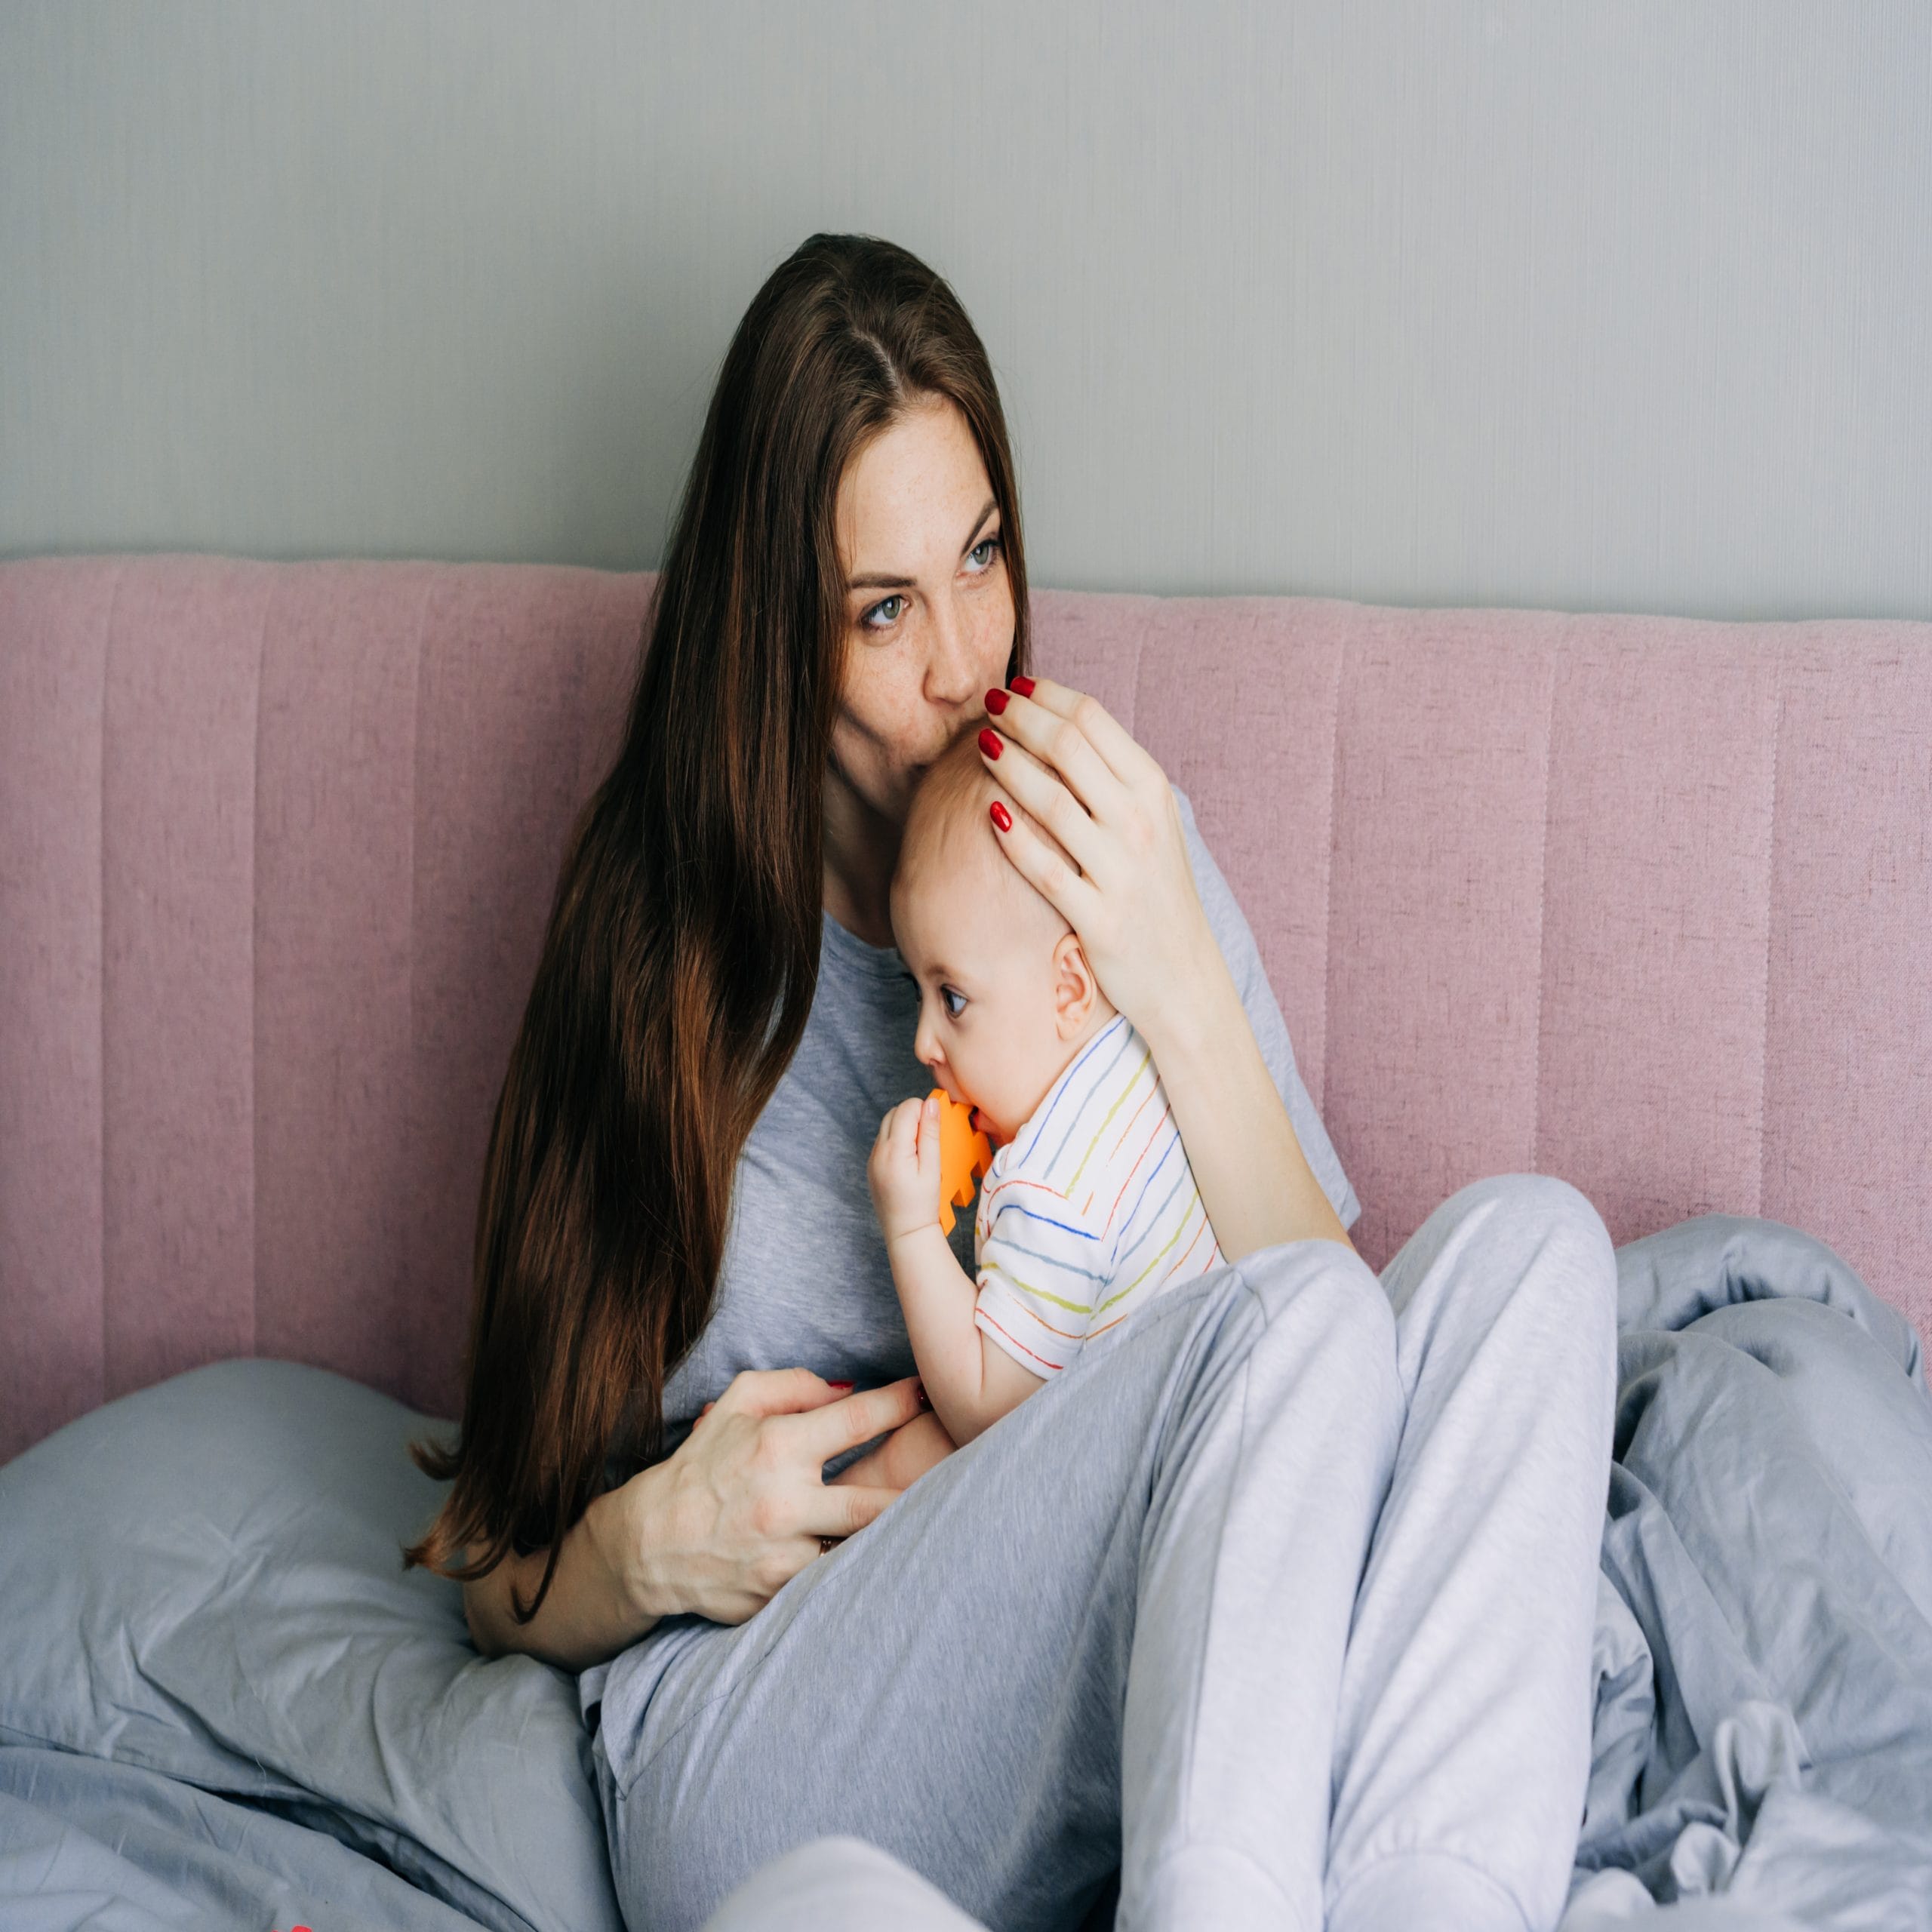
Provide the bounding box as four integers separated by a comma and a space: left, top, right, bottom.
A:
924, 593, 980, 709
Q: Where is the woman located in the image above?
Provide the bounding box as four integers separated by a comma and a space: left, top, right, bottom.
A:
406, 234, 1617, 1932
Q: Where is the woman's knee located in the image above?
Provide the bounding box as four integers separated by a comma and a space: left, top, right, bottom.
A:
1438, 1170, 1604, 1241
1241, 1229, 1389, 1309
1146, 1241, 1395, 1414
1497, 1172, 1615, 1298
700, 1838, 985, 1932
1228, 1237, 1401, 1398
1413, 1171, 1618, 1333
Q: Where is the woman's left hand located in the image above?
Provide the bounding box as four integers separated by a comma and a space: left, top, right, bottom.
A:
978, 677, 1219, 1042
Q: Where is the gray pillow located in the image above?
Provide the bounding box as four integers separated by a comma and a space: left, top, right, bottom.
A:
0, 1358, 624, 1932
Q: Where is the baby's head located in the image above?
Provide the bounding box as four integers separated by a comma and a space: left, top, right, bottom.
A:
891, 727, 1115, 1142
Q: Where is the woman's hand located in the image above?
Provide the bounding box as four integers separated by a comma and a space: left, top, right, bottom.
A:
598, 1370, 926, 1627
697, 1391, 957, 1500
978, 675, 1354, 1263
977, 677, 1220, 1048
830, 1407, 957, 1491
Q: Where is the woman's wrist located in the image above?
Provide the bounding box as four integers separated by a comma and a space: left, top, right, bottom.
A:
1131, 930, 1352, 1260
467, 1478, 666, 1670
1132, 925, 1245, 1069
586, 1466, 678, 1629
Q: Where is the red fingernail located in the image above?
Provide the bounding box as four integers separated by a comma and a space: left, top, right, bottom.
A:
914, 1381, 929, 1409
989, 799, 1012, 832
1009, 675, 1036, 697
984, 688, 1008, 715
827, 1379, 854, 1391
977, 727, 1003, 761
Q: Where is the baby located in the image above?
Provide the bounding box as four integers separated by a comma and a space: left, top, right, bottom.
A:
868, 725, 1223, 1445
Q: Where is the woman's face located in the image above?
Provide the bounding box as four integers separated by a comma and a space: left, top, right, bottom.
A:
830, 393, 1015, 829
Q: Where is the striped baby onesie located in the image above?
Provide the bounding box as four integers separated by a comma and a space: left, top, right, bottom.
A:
972, 1013, 1223, 1378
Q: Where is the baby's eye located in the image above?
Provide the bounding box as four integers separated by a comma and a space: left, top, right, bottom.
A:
940, 986, 967, 1020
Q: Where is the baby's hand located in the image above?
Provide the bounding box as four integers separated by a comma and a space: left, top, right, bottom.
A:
869, 1094, 943, 1246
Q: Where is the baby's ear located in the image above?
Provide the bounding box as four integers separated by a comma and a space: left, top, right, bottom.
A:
1051, 931, 1100, 1038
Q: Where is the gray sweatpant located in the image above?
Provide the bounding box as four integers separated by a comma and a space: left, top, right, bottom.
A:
588, 1174, 1619, 1932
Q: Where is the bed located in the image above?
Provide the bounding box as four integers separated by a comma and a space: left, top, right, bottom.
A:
3, 556, 1928, 1928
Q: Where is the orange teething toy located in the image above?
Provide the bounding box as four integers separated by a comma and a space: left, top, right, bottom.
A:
931, 1088, 995, 1235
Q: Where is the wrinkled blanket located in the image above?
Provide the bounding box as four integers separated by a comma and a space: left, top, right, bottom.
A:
1563, 1215, 1932, 1930
1, 1215, 1927, 1930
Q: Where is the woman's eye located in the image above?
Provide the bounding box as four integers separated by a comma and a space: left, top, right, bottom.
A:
940, 986, 967, 1019
967, 535, 1000, 571
863, 594, 906, 631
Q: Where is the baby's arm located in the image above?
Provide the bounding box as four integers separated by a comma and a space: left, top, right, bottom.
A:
886, 1221, 1046, 1444
869, 1096, 1047, 1444
827, 1407, 957, 1491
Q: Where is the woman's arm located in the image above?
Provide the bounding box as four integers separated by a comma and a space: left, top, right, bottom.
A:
1134, 952, 1352, 1262
978, 679, 1354, 1265
1174, 787, 1361, 1234
464, 1371, 928, 1670
465, 1481, 660, 1670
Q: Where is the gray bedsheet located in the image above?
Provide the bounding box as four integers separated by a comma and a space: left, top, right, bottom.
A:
1, 1214, 1927, 1931
1562, 1215, 1932, 1929
0, 1745, 492, 1932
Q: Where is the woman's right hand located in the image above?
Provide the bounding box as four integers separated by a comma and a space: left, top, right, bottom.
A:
597, 1369, 926, 1627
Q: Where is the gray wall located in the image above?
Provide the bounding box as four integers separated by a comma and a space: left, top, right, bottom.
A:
4, 1, 1929, 620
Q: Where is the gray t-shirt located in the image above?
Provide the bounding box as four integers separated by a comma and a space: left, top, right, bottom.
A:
637, 787, 1359, 1474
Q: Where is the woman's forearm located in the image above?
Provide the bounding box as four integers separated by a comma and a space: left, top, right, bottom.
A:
463, 1480, 660, 1672
1141, 952, 1354, 1265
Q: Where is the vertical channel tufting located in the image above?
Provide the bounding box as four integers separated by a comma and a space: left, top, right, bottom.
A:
102, 560, 265, 1400
1760, 629, 1932, 1354
249, 568, 267, 1382
1317, 632, 1346, 1120
248, 573, 270, 1359
1527, 644, 1561, 1177
1323, 610, 1558, 1269
398, 574, 433, 1406
1755, 663, 1786, 1220
1128, 600, 1152, 743
1535, 623, 1782, 1248
1319, 631, 1355, 1229
0, 561, 118, 1454
8, 565, 1931, 1451
1028, 590, 1153, 725
403, 565, 660, 1419
97, 564, 123, 1417
1134, 598, 1344, 1115
253, 562, 430, 1397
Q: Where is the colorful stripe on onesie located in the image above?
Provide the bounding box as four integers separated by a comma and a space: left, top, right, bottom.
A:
972, 1014, 1223, 1377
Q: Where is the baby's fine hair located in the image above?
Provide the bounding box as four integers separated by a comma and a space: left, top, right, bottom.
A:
900, 723, 1004, 872
896, 724, 1076, 943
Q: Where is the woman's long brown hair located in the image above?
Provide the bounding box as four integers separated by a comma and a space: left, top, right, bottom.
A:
403, 235, 1030, 1622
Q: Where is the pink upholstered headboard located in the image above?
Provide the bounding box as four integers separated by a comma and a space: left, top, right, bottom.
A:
4, 555, 1928, 1461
